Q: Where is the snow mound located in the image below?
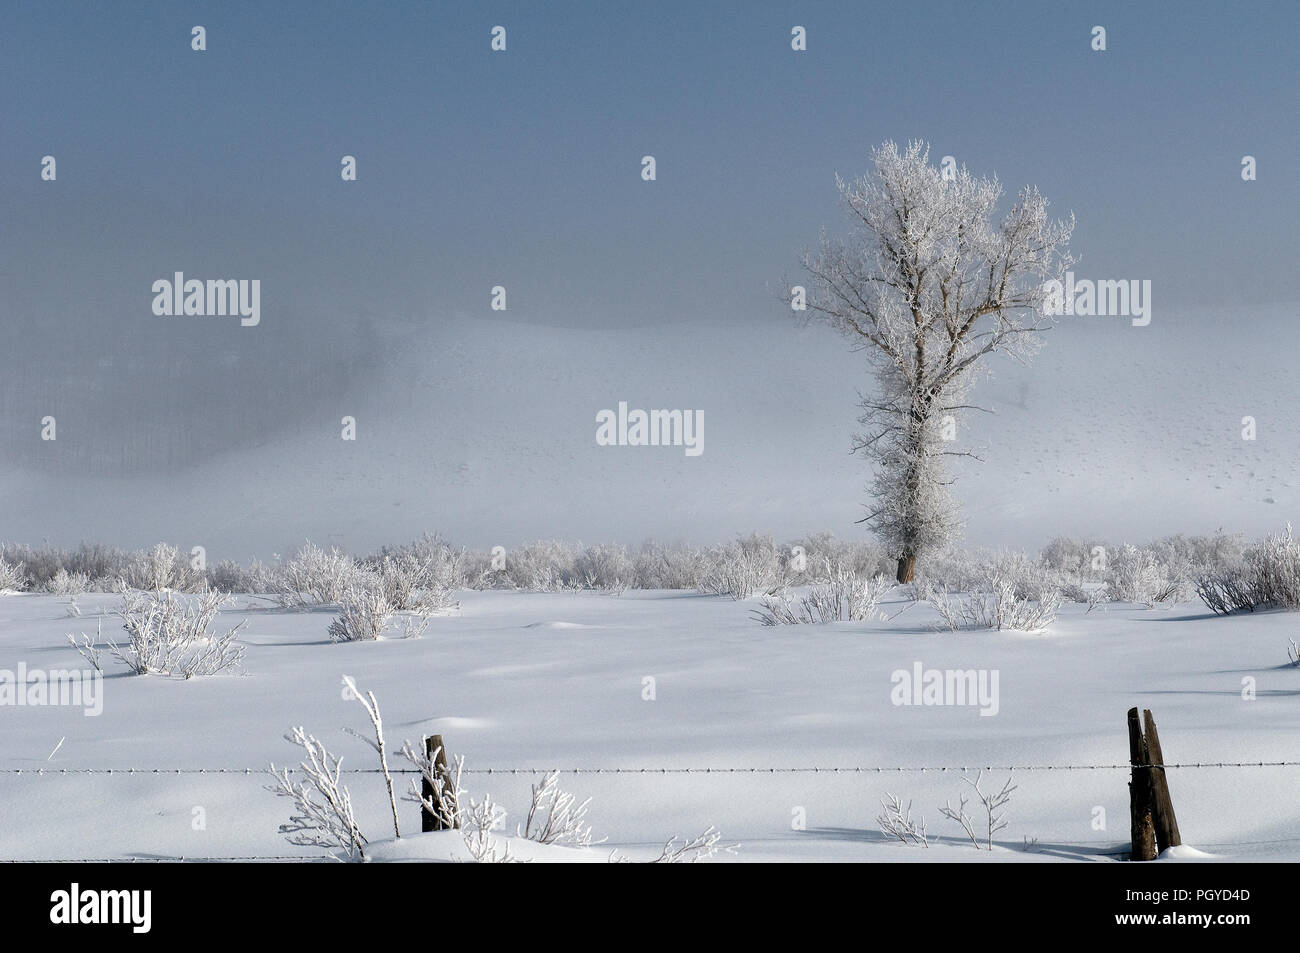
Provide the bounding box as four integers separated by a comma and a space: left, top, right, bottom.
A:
1158, 844, 1217, 861
366, 831, 605, 863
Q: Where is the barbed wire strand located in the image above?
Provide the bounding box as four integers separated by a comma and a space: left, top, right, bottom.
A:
2, 761, 1299, 776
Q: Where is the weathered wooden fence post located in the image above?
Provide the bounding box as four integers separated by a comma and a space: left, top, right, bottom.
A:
421, 734, 459, 832
1142, 709, 1182, 852
1126, 707, 1157, 861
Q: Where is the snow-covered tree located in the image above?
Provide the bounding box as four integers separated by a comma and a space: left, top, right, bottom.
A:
795, 141, 1074, 581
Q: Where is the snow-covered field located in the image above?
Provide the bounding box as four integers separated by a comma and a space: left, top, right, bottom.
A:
2, 587, 1296, 862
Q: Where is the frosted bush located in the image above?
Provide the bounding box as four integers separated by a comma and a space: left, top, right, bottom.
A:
698, 533, 783, 600
360, 535, 463, 606
877, 793, 929, 847
755, 571, 894, 625
1106, 544, 1179, 607
988, 551, 1061, 602
278, 541, 361, 607
67, 543, 131, 586
785, 533, 892, 583
126, 542, 201, 592
0, 558, 27, 593
938, 771, 1017, 850
497, 540, 578, 591
520, 770, 604, 847
45, 568, 90, 595
1039, 536, 1111, 581
573, 543, 633, 593
1245, 524, 1300, 609
111, 588, 246, 676
1058, 579, 1109, 611
268, 726, 367, 862
461, 794, 519, 862
916, 548, 1064, 606
632, 541, 708, 590
914, 549, 990, 596
328, 585, 394, 641
643, 827, 737, 863
206, 558, 277, 594
1194, 563, 1262, 615
0, 543, 61, 589
367, 553, 457, 611
1199, 524, 1300, 614
929, 572, 1060, 632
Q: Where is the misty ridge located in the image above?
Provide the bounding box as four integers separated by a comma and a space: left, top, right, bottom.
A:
0, 309, 384, 476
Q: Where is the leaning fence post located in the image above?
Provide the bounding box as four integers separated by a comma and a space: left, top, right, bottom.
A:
1126, 707, 1157, 861
1142, 709, 1181, 852
421, 734, 458, 832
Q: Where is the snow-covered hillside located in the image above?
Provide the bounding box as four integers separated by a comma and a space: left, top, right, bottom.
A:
3, 307, 1298, 561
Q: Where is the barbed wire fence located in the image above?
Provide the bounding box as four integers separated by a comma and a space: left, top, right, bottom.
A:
3, 757, 1299, 861
3, 760, 1300, 775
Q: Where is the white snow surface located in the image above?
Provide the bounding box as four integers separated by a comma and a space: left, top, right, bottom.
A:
1, 588, 1297, 862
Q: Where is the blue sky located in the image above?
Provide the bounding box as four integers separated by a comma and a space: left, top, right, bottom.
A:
4, 0, 1294, 331
0, 1, 1296, 528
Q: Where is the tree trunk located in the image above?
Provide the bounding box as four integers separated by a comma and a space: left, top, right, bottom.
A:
896, 551, 916, 583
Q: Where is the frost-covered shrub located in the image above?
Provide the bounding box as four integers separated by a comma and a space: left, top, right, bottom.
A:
632, 541, 708, 590
0, 541, 189, 592
1057, 579, 1109, 610
0, 557, 27, 593
641, 827, 738, 864
125, 542, 203, 592
366, 534, 466, 597
269, 678, 404, 862
520, 770, 603, 847
268, 726, 368, 862
1106, 544, 1179, 607
1200, 524, 1300, 614
755, 570, 895, 625
497, 540, 579, 591
65, 543, 131, 586
984, 551, 1061, 602
1149, 532, 1246, 578
1040, 536, 1088, 576
698, 533, 783, 600
785, 532, 892, 583
328, 585, 394, 642
877, 793, 929, 847
916, 548, 1062, 604
1193, 565, 1261, 615
1244, 524, 1300, 609
573, 543, 633, 593
1039, 536, 1111, 581
44, 568, 90, 595
206, 558, 277, 594
363, 553, 457, 611
112, 588, 246, 676
0, 545, 50, 588
914, 549, 991, 596
938, 771, 1017, 850
278, 541, 361, 606
929, 572, 1060, 632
